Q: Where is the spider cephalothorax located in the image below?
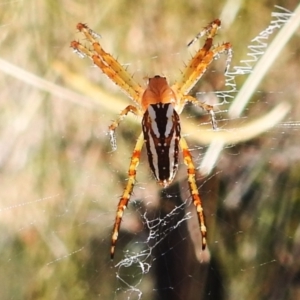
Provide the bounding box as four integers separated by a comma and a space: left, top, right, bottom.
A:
71, 20, 231, 258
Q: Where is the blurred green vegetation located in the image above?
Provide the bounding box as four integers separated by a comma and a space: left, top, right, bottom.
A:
0, 0, 299, 299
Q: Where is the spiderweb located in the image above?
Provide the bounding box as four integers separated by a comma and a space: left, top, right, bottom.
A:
111, 5, 298, 300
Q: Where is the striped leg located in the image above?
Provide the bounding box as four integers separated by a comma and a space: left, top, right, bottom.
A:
184, 95, 217, 130
108, 105, 141, 151
71, 23, 144, 104
179, 137, 207, 250
111, 132, 144, 259
172, 19, 232, 97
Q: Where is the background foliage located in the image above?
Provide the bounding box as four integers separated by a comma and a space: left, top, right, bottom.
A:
0, 0, 299, 299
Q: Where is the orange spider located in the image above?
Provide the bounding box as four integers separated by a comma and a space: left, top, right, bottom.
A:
71, 20, 232, 259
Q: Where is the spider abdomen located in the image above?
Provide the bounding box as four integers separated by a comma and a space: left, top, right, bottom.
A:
142, 103, 181, 188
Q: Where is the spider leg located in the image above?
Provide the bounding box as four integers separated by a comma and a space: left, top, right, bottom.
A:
71, 23, 144, 105
111, 132, 144, 259
108, 105, 141, 151
172, 19, 232, 96
187, 19, 221, 47
184, 95, 217, 130
179, 137, 207, 250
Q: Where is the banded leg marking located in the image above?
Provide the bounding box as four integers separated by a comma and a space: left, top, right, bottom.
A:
71, 23, 143, 103
108, 105, 140, 151
110, 132, 144, 259
180, 137, 207, 250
